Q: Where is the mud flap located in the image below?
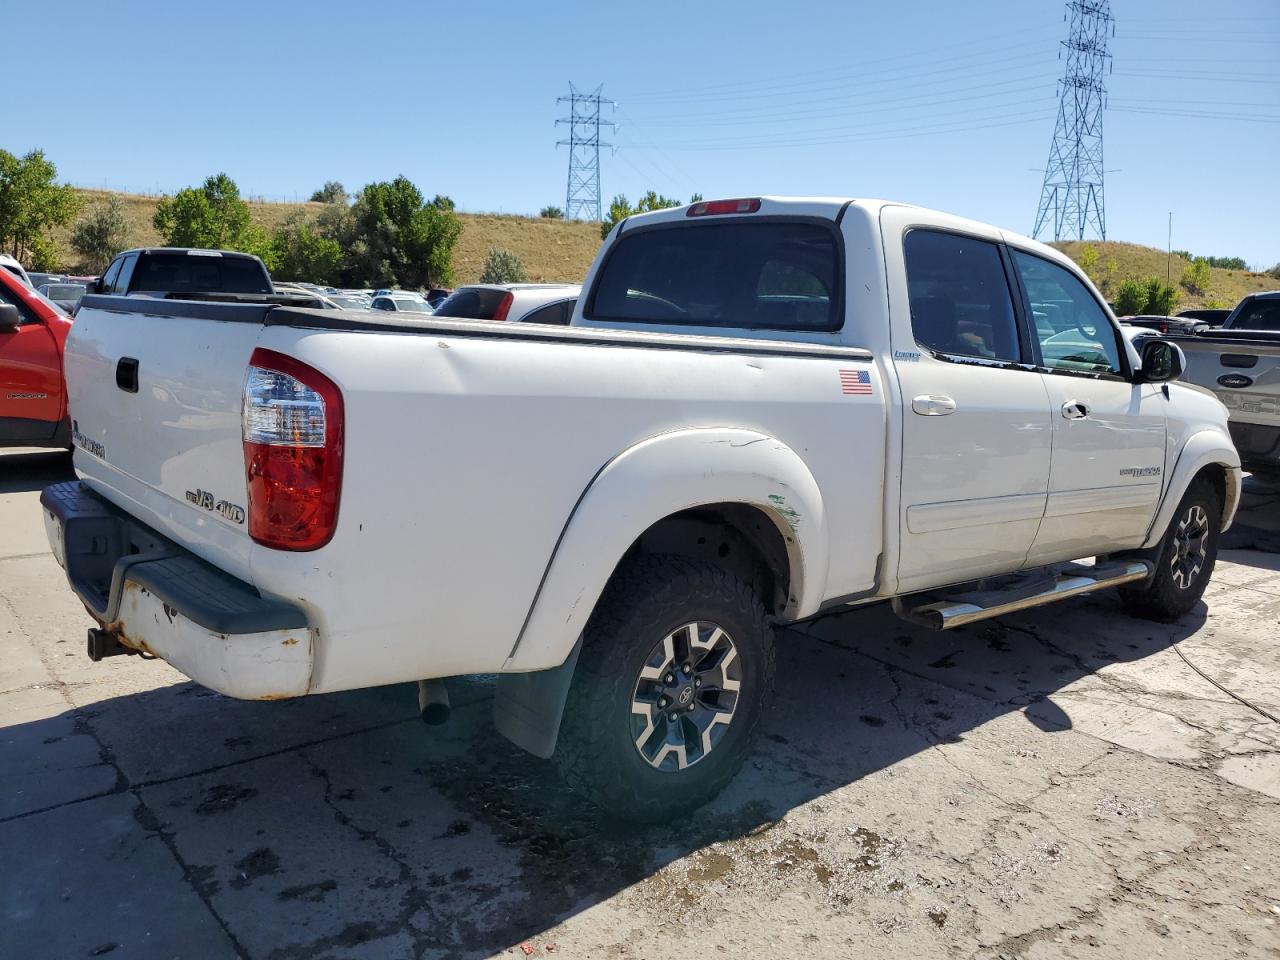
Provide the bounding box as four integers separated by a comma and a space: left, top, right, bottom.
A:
493, 637, 582, 758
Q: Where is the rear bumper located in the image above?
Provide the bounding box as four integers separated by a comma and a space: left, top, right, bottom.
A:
40, 481, 314, 700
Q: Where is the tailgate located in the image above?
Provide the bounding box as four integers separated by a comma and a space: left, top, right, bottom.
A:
1178, 335, 1280, 427
65, 296, 272, 581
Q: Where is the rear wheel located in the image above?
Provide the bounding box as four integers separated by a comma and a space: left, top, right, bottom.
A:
1120, 476, 1221, 621
555, 555, 775, 823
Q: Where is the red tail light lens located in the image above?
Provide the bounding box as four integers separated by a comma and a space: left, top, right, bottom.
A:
491, 292, 515, 322
242, 348, 343, 550
687, 198, 761, 217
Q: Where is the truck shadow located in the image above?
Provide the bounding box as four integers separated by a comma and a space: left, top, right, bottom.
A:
4, 590, 1216, 959
0, 449, 74, 493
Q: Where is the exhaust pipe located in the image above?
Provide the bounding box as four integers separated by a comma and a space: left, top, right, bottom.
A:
417, 679, 451, 725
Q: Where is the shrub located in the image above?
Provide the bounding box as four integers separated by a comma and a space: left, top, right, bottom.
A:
539, 205, 564, 219
1114, 279, 1146, 316
479, 247, 527, 284
1180, 258, 1211, 294
308, 181, 346, 204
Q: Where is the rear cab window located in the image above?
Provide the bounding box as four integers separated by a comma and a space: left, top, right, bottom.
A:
585, 220, 841, 331
130, 253, 272, 295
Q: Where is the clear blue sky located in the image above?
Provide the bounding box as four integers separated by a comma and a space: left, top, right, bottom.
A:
3, 0, 1278, 267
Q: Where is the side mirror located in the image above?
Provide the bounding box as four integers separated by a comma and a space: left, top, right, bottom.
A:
0, 303, 21, 333
1138, 338, 1185, 384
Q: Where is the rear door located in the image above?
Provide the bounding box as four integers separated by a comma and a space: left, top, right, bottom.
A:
1008, 249, 1166, 562
0, 273, 63, 435
883, 212, 1054, 593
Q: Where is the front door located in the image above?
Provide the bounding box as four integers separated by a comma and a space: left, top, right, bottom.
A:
0, 278, 62, 438
886, 218, 1054, 593
1008, 248, 1167, 563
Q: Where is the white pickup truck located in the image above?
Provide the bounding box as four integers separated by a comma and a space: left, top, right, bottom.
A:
44, 197, 1241, 821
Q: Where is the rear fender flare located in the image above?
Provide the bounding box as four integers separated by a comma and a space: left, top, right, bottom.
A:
1142, 429, 1241, 548
504, 427, 828, 672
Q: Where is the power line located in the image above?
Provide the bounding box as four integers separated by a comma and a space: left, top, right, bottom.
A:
556, 83, 616, 222
1034, 0, 1114, 242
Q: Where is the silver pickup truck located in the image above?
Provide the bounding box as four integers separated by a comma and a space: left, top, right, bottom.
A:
1173, 291, 1280, 479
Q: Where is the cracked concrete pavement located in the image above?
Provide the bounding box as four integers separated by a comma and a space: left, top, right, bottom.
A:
2, 448, 1279, 959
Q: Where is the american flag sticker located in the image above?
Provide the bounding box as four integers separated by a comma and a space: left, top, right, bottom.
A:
839, 369, 873, 395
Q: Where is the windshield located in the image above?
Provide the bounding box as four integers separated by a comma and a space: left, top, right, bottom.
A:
46, 284, 86, 299
393, 299, 432, 312
586, 221, 840, 331
433, 288, 512, 319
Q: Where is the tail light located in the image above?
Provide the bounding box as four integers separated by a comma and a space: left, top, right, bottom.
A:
491, 292, 515, 322
687, 198, 761, 217
242, 348, 343, 550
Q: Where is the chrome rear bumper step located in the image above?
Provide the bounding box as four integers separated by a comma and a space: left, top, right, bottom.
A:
893, 559, 1153, 630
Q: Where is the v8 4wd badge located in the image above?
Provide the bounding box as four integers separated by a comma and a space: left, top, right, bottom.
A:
185, 488, 245, 525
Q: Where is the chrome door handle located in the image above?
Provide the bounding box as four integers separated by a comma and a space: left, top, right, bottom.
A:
912, 394, 956, 416
1061, 400, 1089, 420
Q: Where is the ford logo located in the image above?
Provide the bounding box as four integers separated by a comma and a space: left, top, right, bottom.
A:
1217, 374, 1253, 389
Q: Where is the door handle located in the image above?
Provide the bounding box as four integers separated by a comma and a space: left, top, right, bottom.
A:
115, 357, 139, 394
911, 394, 956, 416
1061, 399, 1089, 420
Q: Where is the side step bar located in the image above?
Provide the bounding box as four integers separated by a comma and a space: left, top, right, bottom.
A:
893, 559, 1153, 630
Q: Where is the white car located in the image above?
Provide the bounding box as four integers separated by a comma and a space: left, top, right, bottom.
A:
0, 253, 31, 288
45, 196, 1240, 822
370, 291, 433, 314
433, 283, 580, 324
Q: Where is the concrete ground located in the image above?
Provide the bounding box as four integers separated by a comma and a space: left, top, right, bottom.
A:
2, 448, 1278, 960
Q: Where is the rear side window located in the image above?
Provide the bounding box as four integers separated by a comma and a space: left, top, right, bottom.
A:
113, 253, 138, 293
131, 254, 271, 294
434, 287, 513, 320
904, 230, 1020, 363
587, 221, 840, 331
99, 257, 124, 293
520, 299, 574, 325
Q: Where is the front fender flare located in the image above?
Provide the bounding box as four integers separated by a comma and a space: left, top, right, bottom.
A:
504, 427, 829, 672
1142, 429, 1241, 548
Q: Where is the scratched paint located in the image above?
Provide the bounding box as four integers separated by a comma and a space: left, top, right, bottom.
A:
767, 494, 802, 531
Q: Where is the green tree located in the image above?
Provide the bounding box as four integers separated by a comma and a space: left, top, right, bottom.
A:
539, 205, 564, 219
599, 191, 690, 238
1143, 277, 1180, 315
70, 196, 130, 271
1114, 278, 1147, 316
0, 149, 80, 263
1077, 243, 1100, 278
153, 173, 274, 264
339, 176, 461, 287
1180, 257, 1211, 294
308, 181, 346, 204
479, 248, 527, 284
271, 214, 343, 283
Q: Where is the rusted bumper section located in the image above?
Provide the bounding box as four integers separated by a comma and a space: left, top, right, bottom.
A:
41, 480, 314, 700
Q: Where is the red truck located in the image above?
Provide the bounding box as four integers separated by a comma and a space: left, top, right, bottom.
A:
0, 265, 72, 449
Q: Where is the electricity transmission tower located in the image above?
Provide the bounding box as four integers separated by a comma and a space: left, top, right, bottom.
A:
1032, 1, 1114, 242
556, 83, 616, 221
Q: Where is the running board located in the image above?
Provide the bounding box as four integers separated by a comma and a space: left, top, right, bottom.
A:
893, 560, 1153, 630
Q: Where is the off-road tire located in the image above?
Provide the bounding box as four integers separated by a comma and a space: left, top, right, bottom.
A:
554, 554, 775, 823
1119, 475, 1221, 621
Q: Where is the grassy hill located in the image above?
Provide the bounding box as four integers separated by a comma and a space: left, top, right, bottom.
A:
1051, 240, 1276, 311
49, 189, 603, 285
45, 190, 1277, 307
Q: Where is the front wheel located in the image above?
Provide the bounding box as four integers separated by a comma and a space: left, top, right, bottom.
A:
555, 555, 775, 823
1120, 476, 1221, 621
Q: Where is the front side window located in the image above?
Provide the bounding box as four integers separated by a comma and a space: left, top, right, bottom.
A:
0, 277, 39, 323
1011, 250, 1123, 376
903, 229, 1020, 363
587, 221, 840, 331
